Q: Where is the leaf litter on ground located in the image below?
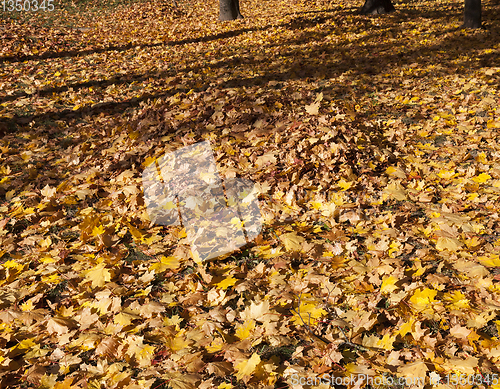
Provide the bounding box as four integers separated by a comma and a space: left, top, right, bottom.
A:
1, 0, 500, 387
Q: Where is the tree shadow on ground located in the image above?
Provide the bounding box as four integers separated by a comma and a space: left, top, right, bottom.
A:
0, 7, 343, 64
2, 1, 498, 105
2, 0, 499, 145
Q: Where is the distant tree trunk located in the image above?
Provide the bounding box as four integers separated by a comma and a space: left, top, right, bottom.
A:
463, 0, 481, 28
359, 0, 395, 14
219, 0, 243, 21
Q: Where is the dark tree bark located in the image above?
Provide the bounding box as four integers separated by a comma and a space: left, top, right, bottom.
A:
219, 0, 243, 21
463, 0, 481, 28
359, 0, 395, 15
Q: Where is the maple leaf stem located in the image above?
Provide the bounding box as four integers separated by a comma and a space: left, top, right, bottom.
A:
291, 292, 333, 346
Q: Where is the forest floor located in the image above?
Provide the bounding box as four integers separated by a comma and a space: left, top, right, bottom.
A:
1, 0, 500, 387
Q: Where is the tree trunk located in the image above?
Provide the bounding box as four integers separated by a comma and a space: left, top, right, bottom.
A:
359, 0, 395, 15
463, 0, 481, 28
219, 0, 243, 21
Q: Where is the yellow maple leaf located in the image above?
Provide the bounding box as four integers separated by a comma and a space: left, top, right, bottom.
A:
166, 329, 191, 352
377, 333, 396, 350
399, 317, 415, 337
16, 338, 36, 350
292, 300, 327, 326
464, 235, 482, 249
337, 178, 353, 191
161, 200, 177, 210
241, 300, 280, 323
383, 181, 407, 201
468, 193, 478, 202
136, 344, 155, 365
235, 353, 261, 382
437, 169, 456, 179
441, 356, 478, 375
128, 224, 146, 242
163, 314, 183, 329
365, 333, 395, 350
472, 172, 491, 183
40, 256, 57, 264
235, 319, 255, 340
305, 101, 320, 115
41, 184, 57, 198
2, 260, 22, 270
280, 232, 305, 252
487, 120, 499, 129
380, 275, 398, 294
42, 273, 61, 284
397, 361, 428, 381
308, 200, 323, 211
84, 262, 111, 288
91, 225, 106, 236
206, 337, 224, 353
435, 236, 463, 251
216, 276, 238, 290
21, 299, 34, 312
254, 245, 282, 259
39, 236, 52, 248
114, 312, 135, 327
409, 288, 437, 312
345, 362, 376, 376
386, 166, 406, 179
86, 379, 100, 389
362, 333, 395, 350
40, 373, 57, 388
444, 291, 470, 310
475, 152, 488, 163
477, 254, 500, 267
24, 344, 50, 359
255, 152, 277, 168
126, 336, 155, 367
150, 256, 180, 273
53, 378, 74, 389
